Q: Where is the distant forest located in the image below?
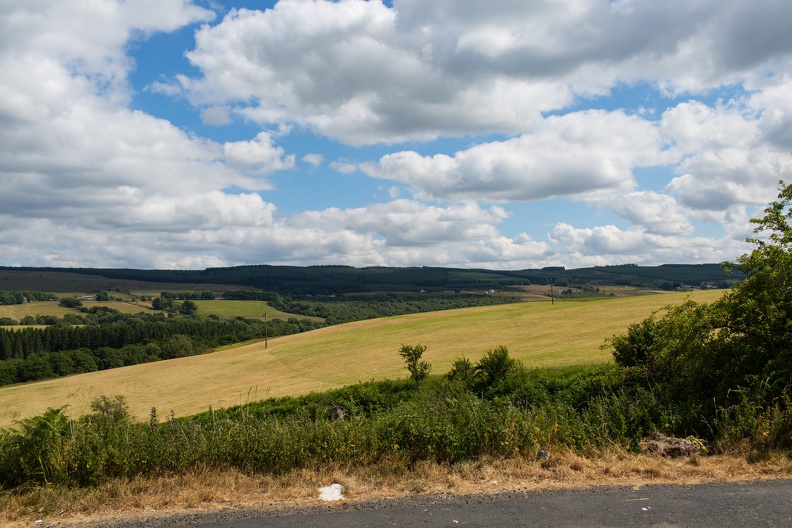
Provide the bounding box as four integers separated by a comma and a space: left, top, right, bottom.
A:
0, 263, 743, 296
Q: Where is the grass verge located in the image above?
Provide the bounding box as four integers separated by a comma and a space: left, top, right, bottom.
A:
1, 451, 790, 527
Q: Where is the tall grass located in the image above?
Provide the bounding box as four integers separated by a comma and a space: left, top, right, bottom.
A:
0, 367, 640, 489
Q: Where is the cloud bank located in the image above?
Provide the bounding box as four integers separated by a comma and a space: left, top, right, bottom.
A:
1, 0, 791, 269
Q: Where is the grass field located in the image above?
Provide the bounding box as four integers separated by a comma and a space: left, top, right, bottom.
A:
0, 299, 311, 321
0, 301, 153, 320
192, 300, 314, 321
0, 290, 724, 426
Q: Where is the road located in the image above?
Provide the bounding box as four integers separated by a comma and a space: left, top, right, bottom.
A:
120, 479, 792, 527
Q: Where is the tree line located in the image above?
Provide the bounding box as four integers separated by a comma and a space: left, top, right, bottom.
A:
0, 308, 323, 386
0, 290, 57, 305
265, 294, 521, 325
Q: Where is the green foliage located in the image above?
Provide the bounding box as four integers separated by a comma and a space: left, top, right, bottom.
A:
0, 290, 57, 305
58, 297, 82, 308
178, 300, 198, 315
399, 344, 431, 386
1, 358, 790, 491
608, 181, 792, 441
0, 407, 70, 486
473, 345, 523, 394
89, 395, 130, 425
447, 356, 475, 386
0, 365, 674, 489
271, 294, 522, 325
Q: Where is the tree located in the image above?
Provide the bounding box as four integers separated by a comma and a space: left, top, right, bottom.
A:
163, 334, 193, 359
179, 300, 198, 315
58, 297, 82, 308
473, 345, 522, 393
399, 344, 431, 385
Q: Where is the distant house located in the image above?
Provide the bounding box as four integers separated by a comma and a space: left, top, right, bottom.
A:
77, 295, 96, 301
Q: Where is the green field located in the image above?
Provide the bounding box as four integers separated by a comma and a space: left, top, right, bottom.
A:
0, 299, 311, 322
192, 300, 316, 320
0, 290, 723, 425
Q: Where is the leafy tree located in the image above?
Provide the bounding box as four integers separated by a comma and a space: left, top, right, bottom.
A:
18, 354, 54, 382
163, 334, 194, 359
473, 345, 522, 393
95, 290, 109, 301
399, 344, 431, 386
58, 297, 82, 308
179, 300, 198, 315
447, 356, 475, 387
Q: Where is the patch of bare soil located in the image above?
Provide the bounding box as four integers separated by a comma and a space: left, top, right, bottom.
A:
3, 451, 791, 527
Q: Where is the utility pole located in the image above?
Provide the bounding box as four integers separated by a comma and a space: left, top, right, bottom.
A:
264, 309, 268, 349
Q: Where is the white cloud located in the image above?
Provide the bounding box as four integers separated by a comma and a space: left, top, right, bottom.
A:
661, 100, 792, 212
302, 153, 324, 168
600, 191, 693, 236
174, 0, 792, 144
200, 106, 231, 125
2, 0, 792, 270
548, 222, 749, 267
223, 132, 295, 175
330, 161, 359, 175
363, 110, 667, 202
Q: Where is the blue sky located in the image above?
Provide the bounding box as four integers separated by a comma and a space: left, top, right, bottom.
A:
1, 0, 791, 269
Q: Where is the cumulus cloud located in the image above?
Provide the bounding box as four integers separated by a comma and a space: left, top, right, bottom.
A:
0, 0, 295, 267
176, 0, 792, 144
606, 191, 693, 236
661, 100, 792, 213
223, 132, 296, 175
2, 0, 792, 270
548, 223, 749, 267
363, 110, 667, 202
302, 153, 324, 168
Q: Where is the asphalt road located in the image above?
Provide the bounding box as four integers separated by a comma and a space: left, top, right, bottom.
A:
122, 479, 792, 528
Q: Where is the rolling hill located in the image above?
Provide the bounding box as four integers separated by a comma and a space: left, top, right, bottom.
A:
0, 289, 723, 426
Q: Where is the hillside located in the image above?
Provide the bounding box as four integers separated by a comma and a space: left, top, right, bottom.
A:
0, 289, 723, 425
0, 263, 742, 296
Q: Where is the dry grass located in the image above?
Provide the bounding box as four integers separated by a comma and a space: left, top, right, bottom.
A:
2, 450, 789, 527
0, 290, 723, 425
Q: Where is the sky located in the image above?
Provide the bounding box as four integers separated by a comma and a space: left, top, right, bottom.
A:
1, 0, 791, 271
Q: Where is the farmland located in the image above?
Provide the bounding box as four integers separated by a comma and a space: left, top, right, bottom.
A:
0, 289, 722, 425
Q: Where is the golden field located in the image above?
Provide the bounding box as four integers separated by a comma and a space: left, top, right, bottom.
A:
0, 290, 724, 425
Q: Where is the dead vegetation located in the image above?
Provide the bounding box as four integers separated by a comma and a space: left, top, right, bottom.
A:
2, 450, 790, 527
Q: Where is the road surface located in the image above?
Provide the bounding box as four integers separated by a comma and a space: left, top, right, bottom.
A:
113, 479, 792, 527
